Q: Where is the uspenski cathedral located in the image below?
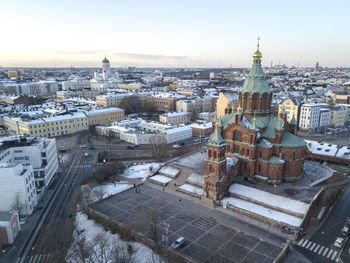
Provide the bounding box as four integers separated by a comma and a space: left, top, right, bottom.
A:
204, 41, 307, 200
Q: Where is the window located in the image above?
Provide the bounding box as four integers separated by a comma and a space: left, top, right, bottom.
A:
234, 145, 240, 153
233, 130, 241, 140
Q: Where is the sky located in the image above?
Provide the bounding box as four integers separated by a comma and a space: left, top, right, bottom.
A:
0, 0, 349, 68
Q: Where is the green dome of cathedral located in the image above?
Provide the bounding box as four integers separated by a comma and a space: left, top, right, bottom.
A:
102, 56, 110, 63
240, 39, 270, 95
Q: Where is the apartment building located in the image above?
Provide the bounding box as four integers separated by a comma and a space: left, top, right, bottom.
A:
278, 99, 300, 123
299, 103, 320, 132
159, 112, 191, 125
330, 105, 348, 128
0, 136, 59, 193
61, 80, 91, 90
96, 93, 131, 107
0, 163, 37, 215
87, 108, 124, 126
318, 108, 331, 132
56, 89, 105, 99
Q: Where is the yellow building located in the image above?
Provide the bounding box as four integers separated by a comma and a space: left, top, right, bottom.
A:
117, 83, 142, 90
278, 99, 300, 123
96, 93, 130, 107
56, 90, 106, 99
7, 70, 22, 78
15, 112, 89, 137
216, 91, 238, 118
87, 108, 124, 126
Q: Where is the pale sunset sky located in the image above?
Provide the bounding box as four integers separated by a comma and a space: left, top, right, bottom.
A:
0, 0, 349, 68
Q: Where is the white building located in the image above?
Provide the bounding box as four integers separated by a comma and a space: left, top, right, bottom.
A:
159, 112, 191, 125
198, 112, 215, 122
62, 79, 91, 90
0, 163, 37, 215
0, 136, 59, 194
318, 108, 331, 132
299, 103, 320, 132
90, 57, 123, 89
165, 126, 192, 143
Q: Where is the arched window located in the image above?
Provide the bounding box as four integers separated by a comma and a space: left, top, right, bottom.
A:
243, 94, 249, 110
213, 151, 217, 159
252, 94, 259, 111
233, 130, 241, 140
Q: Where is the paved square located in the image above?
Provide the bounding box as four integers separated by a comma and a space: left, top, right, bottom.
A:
91, 184, 284, 263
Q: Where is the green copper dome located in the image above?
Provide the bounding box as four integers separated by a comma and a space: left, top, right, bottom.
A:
208, 124, 225, 146
102, 56, 110, 63
240, 44, 270, 95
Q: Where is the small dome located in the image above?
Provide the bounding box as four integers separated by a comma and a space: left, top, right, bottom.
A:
102, 56, 110, 63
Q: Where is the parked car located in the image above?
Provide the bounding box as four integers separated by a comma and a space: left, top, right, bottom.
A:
341, 225, 349, 237
80, 144, 87, 148
171, 237, 185, 249
59, 146, 68, 152
334, 237, 345, 248
84, 153, 89, 157
88, 146, 95, 150
281, 226, 295, 235
127, 146, 134, 150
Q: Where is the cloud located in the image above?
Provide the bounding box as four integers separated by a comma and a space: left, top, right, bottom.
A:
114, 52, 188, 61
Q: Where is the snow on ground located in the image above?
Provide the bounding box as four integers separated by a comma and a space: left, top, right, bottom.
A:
159, 166, 180, 178
187, 174, 204, 186
173, 151, 206, 173
229, 184, 309, 216
67, 212, 163, 263
178, 183, 203, 195
122, 163, 161, 181
149, 174, 173, 184
222, 197, 303, 227
91, 183, 133, 203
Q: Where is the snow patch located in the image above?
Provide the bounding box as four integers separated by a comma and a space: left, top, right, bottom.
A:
159, 166, 180, 178
67, 212, 163, 263
229, 184, 309, 216
122, 163, 161, 181
222, 197, 303, 227
178, 184, 203, 195
149, 174, 173, 184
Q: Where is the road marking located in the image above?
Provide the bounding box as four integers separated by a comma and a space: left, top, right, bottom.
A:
298, 238, 304, 245
327, 249, 333, 258
306, 241, 312, 249
313, 244, 320, 252
335, 257, 339, 262
301, 239, 308, 247
323, 247, 329, 256
331, 251, 338, 260
318, 246, 324, 255
310, 243, 316, 251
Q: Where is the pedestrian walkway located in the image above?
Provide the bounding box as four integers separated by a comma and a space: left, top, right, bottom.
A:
15, 253, 52, 263
297, 238, 340, 262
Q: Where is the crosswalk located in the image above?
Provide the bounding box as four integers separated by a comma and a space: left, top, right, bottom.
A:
15, 254, 52, 263
297, 238, 340, 262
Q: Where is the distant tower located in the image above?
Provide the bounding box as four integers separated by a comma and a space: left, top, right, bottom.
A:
315, 61, 319, 71
102, 56, 110, 73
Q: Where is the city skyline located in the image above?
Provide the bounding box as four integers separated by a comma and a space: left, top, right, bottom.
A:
1, 0, 349, 68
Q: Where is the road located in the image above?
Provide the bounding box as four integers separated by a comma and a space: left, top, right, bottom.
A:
294, 185, 350, 262
14, 148, 97, 263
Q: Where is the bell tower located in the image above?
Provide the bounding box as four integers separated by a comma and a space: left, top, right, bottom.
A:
204, 123, 229, 200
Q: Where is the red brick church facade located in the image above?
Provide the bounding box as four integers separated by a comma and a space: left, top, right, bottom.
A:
204, 43, 307, 200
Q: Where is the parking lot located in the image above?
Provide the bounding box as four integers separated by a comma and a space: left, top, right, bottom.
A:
92, 185, 285, 263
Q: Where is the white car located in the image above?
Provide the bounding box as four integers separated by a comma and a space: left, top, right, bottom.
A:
341, 225, 349, 237
171, 237, 185, 249
84, 153, 89, 157
334, 237, 345, 248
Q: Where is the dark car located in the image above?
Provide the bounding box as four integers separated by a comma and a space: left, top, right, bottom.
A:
281, 226, 295, 235
89, 146, 95, 150
127, 146, 134, 150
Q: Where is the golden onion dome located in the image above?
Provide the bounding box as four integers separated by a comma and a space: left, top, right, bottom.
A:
253, 36, 262, 59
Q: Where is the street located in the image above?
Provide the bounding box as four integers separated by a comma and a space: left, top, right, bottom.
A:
294, 185, 350, 262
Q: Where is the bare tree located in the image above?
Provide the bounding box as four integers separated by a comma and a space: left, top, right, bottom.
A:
94, 187, 105, 201
149, 134, 169, 162
12, 192, 23, 214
